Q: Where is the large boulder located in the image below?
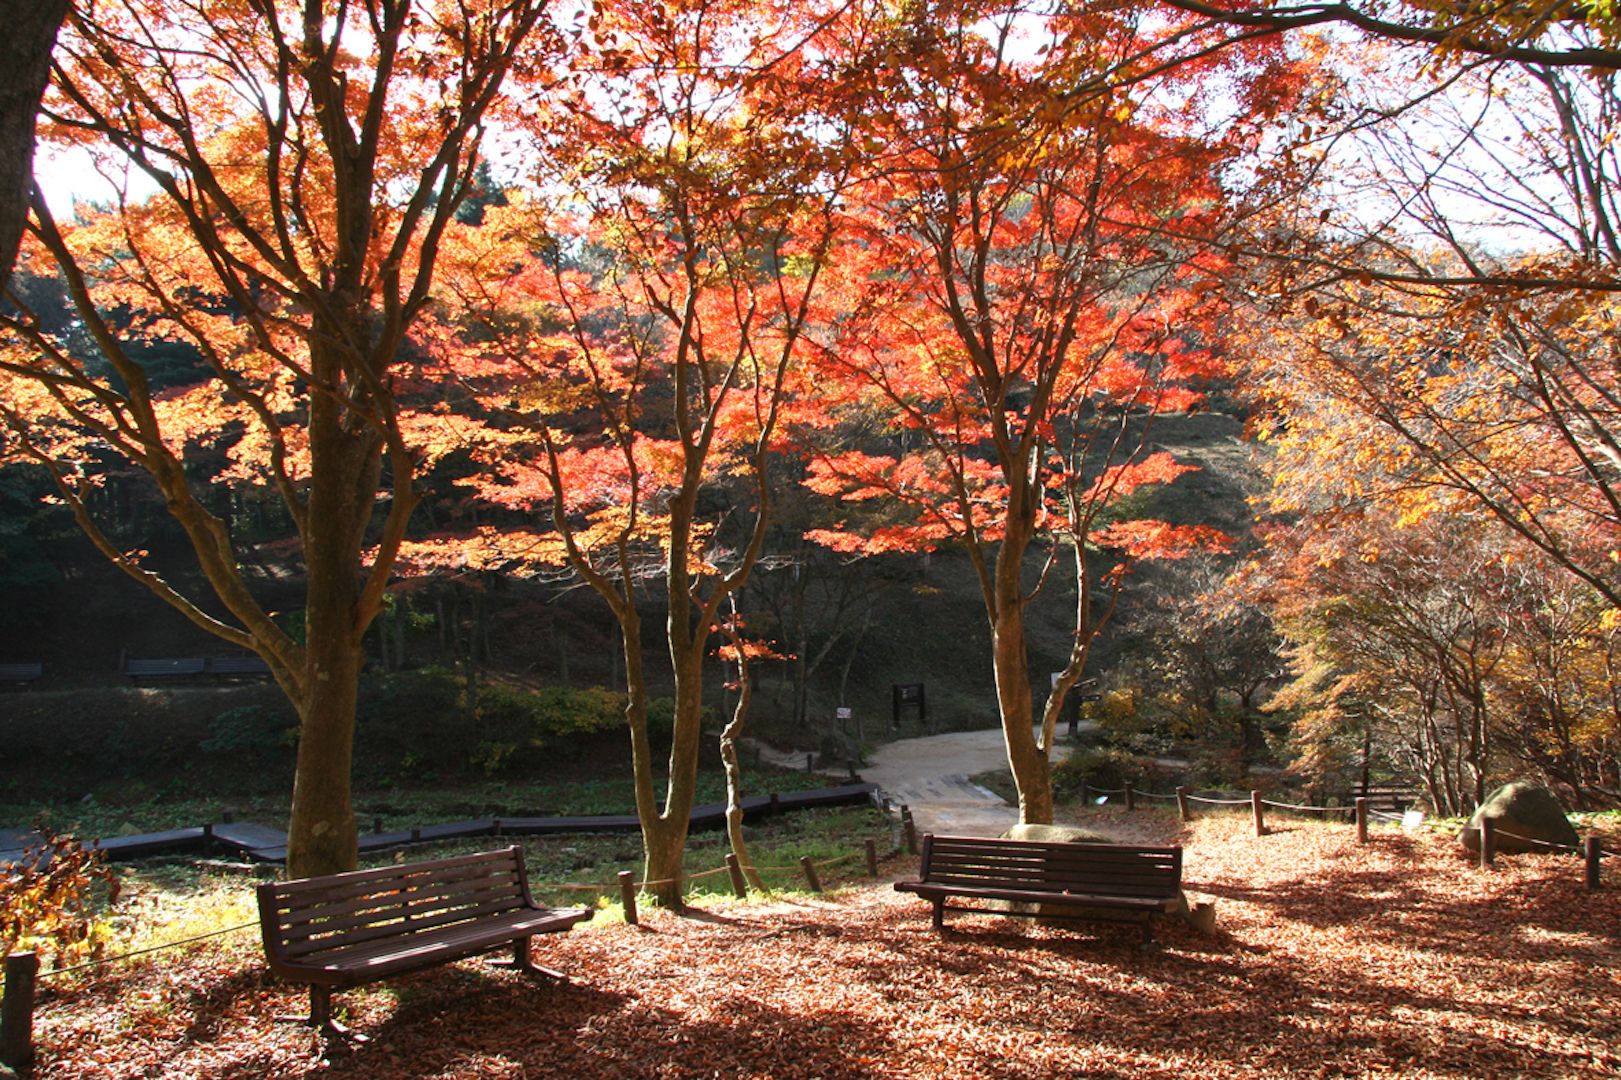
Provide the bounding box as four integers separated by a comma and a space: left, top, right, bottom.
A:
1459, 782, 1581, 855
1002, 823, 1113, 844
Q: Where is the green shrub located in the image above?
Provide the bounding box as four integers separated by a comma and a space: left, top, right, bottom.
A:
1053, 746, 1151, 801
200, 704, 297, 755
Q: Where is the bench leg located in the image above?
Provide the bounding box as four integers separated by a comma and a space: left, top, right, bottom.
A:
932, 898, 946, 933
1140, 916, 1159, 951
309, 985, 331, 1028
487, 937, 567, 981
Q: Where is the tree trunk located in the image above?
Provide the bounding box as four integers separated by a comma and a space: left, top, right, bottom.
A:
0, 0, 68, 294
283, 334, 384, 878
637, 646, 707, 907
991, 530, 1052, 824
720, 629, 764, 891
286, 635, 364, 878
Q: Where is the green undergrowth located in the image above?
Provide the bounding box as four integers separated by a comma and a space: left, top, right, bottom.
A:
86, 804, 892, 961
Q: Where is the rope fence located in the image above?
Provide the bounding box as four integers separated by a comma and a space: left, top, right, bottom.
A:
1068, 777, 1612, 892
2, 780, 1613, 1070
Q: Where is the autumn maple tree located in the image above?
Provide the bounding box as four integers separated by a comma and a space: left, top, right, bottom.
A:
0, 0, 550, 877
415, 0, 858, 903
802, 0, 1287, 822
1239, 35, 1621, 615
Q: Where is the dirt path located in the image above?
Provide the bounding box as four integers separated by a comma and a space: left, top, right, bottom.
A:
861, 726, 1079, 837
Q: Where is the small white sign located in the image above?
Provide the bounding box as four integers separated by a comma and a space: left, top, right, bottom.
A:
835, 706, 852, 720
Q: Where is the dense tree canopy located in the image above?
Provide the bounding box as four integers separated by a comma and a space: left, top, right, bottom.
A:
2, 0, 1620, 883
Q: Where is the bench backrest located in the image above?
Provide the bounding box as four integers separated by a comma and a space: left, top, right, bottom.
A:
258, 846, 536, 964
125, 657, 207, 677
920, 835, 1181, 899
207, 655, 271, 677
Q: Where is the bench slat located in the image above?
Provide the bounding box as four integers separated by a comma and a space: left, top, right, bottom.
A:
269, 867, 526, 930
274, 882, 530, 946
290, 909, 592, 985
280, 894, 539, 959
897, 882, 1181, 911
895, 834, 1185, 943
267, 848, 527, 899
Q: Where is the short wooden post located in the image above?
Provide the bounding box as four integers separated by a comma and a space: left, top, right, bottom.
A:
221, 809, 235, 824
410, 826, 422, 843
800, 856, 822, 893
865, 838, 879, 877
1251, 790, 1267, 837
201, 822, 214, 855
1355, 797, 1369, 844
806, 753, 814, 773
725, 853, 748, 899
1, 950, 39, 1069
1124, 782, 1136, 811
1175, 785, 1191, 822
618, 870, 638, 926
1585, 837, 1601, 891
372, 816, 383, 835
769, 792, 781, 815
1480, 818, 1496, 869
493, 819, 503, 838
902, 809, 918, 855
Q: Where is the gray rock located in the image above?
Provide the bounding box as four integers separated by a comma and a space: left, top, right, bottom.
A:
1001, 822, 1113, 844
1459, 782, 1581, 855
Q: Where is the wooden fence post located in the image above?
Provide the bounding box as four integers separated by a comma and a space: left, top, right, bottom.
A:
1251, 790, 1267, 837
1355, 797, 1369, 844
618, 870, 639, 926
1, 951, 39, 1069
1586, 837, 1602, 891
1124, 783, 1136, 811
902, 809, 918, 855
725, 853, 748, 899
1175, 786, 1191, 822
1480, 818, 1496, 869
800, 857, 822, 894
864, 838, 879, 878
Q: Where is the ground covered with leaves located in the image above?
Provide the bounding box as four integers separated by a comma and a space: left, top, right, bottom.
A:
25, 811, 1620, 1078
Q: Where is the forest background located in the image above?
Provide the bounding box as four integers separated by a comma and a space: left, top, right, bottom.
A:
0, 0, 1617, 893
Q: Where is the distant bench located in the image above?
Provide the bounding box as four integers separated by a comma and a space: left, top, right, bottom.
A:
257, 846, 592, 1030
0, 662, 43, 686
895, 834, 1184, 946
122, 655, 271, 682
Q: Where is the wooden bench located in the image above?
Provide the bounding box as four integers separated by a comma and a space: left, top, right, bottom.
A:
0, 662, 43, 686
894, 834, 1184, 946
257, 846, 591, 1030
122, 656, 207, 682
206, 654, 272, 679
